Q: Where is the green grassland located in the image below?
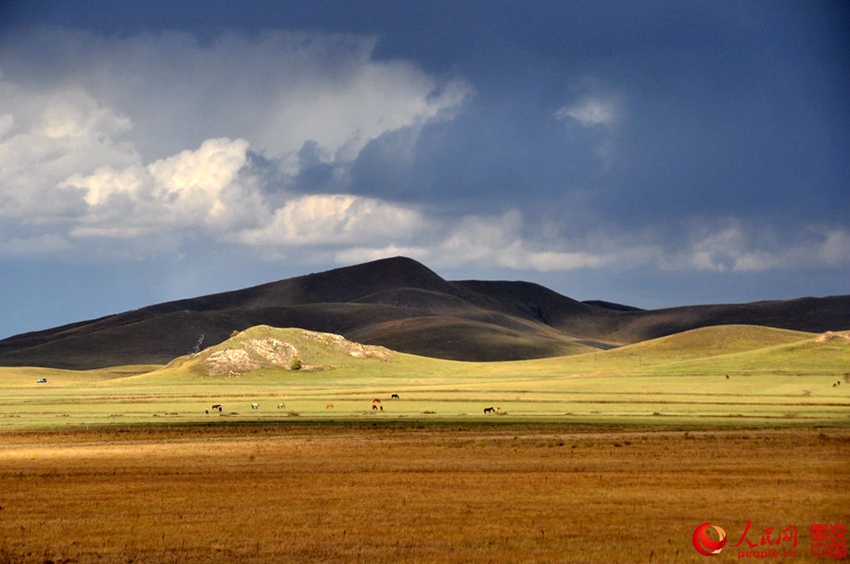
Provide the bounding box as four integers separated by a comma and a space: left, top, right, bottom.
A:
1, 325, 847, 431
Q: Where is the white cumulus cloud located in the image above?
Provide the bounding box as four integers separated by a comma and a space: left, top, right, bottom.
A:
231, 194, 427, 247
0, 29, 472, 164
62, 137, 265, 237
0, 29, 472, 253
0, 79, 136, 221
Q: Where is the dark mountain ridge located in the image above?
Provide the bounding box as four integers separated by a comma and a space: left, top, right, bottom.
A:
1, 256, 847, 369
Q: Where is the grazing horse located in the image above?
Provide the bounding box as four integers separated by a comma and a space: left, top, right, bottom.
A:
372, 404, 378, 410
484, 407, 495, 414
326, 403, 334, 409
372, 398, 381, 404
212, 404, 222, 411
277, 403, 286, 409
251, 403, 260, 409
391, 394, 400, 399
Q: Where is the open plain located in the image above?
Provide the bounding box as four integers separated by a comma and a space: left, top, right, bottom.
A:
0, 325, 848, 562
1, 424, 848, 563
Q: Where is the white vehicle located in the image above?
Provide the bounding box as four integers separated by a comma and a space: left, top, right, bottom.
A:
36, 378, 47, 383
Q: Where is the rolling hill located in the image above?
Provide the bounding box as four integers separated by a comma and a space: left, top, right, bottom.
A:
1, 256, 848, 369
144, 325, 397, 380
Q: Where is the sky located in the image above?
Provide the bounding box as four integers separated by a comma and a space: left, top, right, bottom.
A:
0, 0, 848, 339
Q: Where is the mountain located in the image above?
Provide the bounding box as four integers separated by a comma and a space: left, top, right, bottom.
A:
0, 256, 848, 369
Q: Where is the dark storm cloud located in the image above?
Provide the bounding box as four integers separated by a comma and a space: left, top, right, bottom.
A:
0, 0, 848, 339
316, 0, 850, 229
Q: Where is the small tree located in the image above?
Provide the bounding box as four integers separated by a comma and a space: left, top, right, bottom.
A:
290, 357, 302, 371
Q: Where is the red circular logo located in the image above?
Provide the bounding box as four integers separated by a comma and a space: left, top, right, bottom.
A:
693, 522, 727, 556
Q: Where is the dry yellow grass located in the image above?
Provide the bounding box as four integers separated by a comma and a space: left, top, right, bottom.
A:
0, 425, 848, 563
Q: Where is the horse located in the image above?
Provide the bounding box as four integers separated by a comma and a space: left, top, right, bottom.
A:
484, 407, 495, 414
277, 403, 286, 409
391, 394, 400, 399
372, 398, 381, 404
326, 403, 334, 409
251, 403, 260, 409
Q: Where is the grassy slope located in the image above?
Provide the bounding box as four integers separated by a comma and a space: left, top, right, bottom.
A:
0, 325, 847, 430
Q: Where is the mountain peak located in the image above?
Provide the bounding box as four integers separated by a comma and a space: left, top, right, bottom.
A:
294, 256, 452, 302
1, 256, 848, 369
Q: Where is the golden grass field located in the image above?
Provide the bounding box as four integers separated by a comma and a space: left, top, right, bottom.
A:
0, 325, 848, 562
1, 425, 848, 563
